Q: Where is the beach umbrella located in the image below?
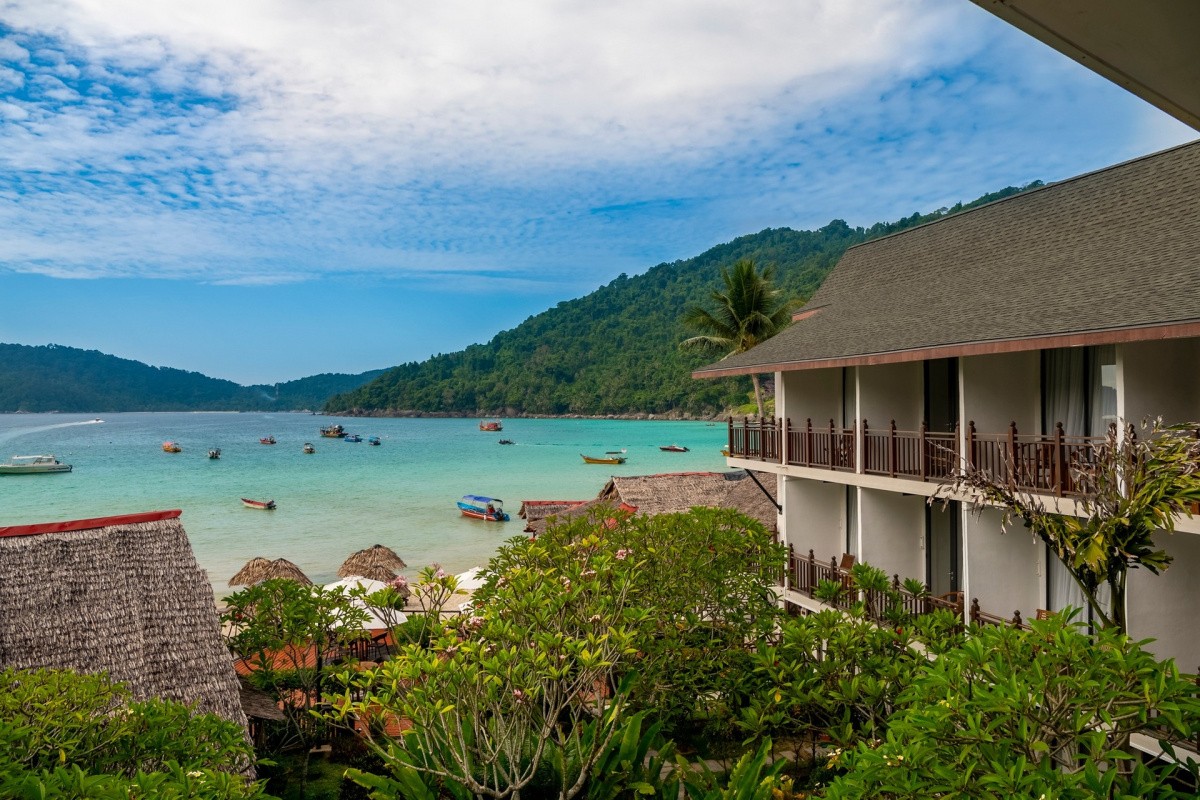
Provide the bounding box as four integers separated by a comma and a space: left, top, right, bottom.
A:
338, 544, 408, 582
229, 557, 313, 586
323, 577, 406, 629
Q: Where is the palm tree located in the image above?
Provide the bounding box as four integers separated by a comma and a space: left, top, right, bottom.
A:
680, 258, 794, 418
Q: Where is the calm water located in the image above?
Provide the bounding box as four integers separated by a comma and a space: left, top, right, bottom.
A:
0, 413, 728, 596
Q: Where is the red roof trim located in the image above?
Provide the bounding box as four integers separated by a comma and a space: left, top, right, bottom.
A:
0, 509, 183, 539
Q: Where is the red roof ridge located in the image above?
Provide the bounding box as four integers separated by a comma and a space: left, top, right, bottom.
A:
0, 510, 183, 539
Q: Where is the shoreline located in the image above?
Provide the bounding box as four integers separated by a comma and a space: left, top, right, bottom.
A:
328, 409, 744, 422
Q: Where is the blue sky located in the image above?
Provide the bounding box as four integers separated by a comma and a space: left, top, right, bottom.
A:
0, 0, 1194, 385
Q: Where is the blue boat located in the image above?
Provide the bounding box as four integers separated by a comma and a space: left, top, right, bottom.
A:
457, 495, 509, 522
344, 434, 363, 442
367, 436, 381, 446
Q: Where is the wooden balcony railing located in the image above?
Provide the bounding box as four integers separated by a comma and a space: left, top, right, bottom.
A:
785, 418, 856, 471
730, 418, 1109, 499
863, 420, 958, 481
783, 546, 1029, 630
728, 417, 782, 463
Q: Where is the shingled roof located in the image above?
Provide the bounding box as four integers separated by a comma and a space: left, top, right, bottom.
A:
0, 511, 248, 735
695, 140, 1200, 377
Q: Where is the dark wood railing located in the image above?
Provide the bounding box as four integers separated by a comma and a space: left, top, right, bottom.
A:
965, 421, 1105, 497
783, 546, 1028, 630
784, 418, 856, 471
731, 418, 1107, 498
728, 417, 782, 463
862, 420, 958, 481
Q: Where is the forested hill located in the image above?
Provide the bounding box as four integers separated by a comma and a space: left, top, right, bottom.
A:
0, 343, 384, 412
326, 182, 1042, 417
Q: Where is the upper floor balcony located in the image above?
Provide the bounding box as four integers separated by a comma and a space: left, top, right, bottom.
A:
728, 417, 1108, 498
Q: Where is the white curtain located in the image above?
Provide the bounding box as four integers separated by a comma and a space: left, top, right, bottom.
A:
1043, 349, 1087, 436
1089, 345, 1118, 437
845, 486, 859, 558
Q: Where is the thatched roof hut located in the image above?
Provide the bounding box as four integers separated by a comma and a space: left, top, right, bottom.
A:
522, 470, 779, 535
337, 544, 407, 582
518, 500, 589, 533
0, 510, 248, 735
229, 557, 312, 586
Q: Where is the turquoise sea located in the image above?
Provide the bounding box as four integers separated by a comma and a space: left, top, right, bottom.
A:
0, 413, 729, 597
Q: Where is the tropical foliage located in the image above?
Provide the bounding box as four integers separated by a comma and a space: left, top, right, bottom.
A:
680, 258, 795, 417
0, 668, 267, 799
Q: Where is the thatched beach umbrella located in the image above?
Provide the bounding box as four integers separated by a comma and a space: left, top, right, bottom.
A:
229, 557, 313, 586
338, 544, 407, 582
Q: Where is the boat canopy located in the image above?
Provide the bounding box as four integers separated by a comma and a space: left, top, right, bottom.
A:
462, 495, 503, 506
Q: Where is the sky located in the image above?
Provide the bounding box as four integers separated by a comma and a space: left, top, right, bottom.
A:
0, 1, 1194, 385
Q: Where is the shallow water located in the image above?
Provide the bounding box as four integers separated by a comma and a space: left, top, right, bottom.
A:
0, 413, 728, 596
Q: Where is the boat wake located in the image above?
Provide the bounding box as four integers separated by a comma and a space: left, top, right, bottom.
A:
0, 419, 104, 446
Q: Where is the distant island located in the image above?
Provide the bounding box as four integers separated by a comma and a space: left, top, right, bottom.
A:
0, 343, 383, 413
1, 181, 1039, 416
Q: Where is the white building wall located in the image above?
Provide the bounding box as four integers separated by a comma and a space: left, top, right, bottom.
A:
1119, 339, 1200, 426
1128, 532, 1200, 669
964, 507, 1043, 621
859, 488, 925, 581
858, 362, 923, 430
780, 368, 843, 427
961, 351, 1040, 434
781, 476, 844, 560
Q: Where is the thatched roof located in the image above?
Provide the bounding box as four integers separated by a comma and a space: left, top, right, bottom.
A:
518, 500, 589, 532
338, 544, 407, 582
0, 510, 249, 735
238, 677, 284, 721
523, 470, 779, 535
229, 557, 312, 586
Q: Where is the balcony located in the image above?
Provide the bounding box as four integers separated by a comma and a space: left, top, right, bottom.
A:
784, 546, 1030, 630
728, 417, 1107, 498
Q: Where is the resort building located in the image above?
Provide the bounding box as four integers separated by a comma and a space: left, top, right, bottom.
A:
0, 511, 250, 735
696, 140, 1200, 668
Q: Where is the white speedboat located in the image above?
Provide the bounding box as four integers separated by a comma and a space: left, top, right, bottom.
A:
0, 455, 73, 475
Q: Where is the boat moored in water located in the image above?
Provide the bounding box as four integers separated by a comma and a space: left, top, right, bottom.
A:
0, 455, 73, 475
320, 424, 346, 438
208, 448, 221, 459
259, 436, 277, 445
479, 420, 503, 431
582, 453, 626, 465
457, 495, 510, 521
344, 434, 363, 442
367, 436, 381, 446
659, 444, 689, 452
163, 441, 182, 453
303, 443, 316, 454
498, 439, 515, 445
241, 498, 276, 510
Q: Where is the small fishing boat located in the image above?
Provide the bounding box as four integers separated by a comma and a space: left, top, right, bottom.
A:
344, 434, 363, 443
582, 454, 626, 465
457, 495, 510, 521
605, 449, 627, 455
498, 439, 515, 445
259, 436, 276, 445
241, 498, 276, 510
367, 436, 381, 446
659, 444, 689, 452
0, 455, 72, 475
163, 441, 182, 453
208, 448, 222, 459
320, 424, 346, 438
303, 443, 316, 454
720, 446, 732, 457
479, 420, 503, 431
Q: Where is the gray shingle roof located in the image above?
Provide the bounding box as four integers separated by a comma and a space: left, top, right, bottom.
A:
696, 140, 1200, 376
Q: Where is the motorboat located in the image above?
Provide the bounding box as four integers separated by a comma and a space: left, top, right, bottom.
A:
367, 436, 381, 446
303, 443, 316, 454
320, 424, 346, 438
344, 434, 363, 443
163, 441, 182, 453
498, 439, 515, 445
0, 455, 73, 475
241, 498, 276, 510
259, 436, 277, 445
582, 454, 626, 465
659, 444, 689, 452
457, 495, 509, 521
208, 448, 221, 459
479, 420, 503, 431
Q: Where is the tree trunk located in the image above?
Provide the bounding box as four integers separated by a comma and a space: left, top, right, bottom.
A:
751, 373, 765, 418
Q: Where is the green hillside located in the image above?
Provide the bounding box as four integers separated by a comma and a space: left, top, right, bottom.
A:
326, 182, 1041, 417
0, 343, 383, 412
